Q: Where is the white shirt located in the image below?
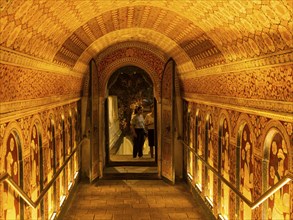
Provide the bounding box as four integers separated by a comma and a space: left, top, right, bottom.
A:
131, 114, 145, 129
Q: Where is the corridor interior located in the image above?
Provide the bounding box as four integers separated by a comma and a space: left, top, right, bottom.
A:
0, 1, 292, 220
61, 167, 210, 220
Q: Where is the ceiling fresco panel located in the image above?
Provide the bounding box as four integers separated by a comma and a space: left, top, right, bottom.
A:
0, 0, 292, 117
87, 17, 104, 38
53, 5, 224, 70
75, 27, 94, 49
0, 0, 292, 80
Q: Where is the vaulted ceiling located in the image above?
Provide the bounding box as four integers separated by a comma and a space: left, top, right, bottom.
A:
1, 0, 292, 76
0, 0, 293, 111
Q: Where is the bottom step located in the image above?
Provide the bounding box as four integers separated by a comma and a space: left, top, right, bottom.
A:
102, 166, 159, 180
101, 172, 160, 180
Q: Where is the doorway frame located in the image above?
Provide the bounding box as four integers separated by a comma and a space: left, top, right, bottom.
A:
103, 66, 159, 168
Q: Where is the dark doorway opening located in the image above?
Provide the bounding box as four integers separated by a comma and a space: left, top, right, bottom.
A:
105, 66, 157, 167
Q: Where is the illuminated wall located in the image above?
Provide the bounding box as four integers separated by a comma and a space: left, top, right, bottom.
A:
2, 130, 22, 220
206, 114, 214, 205
183, 102, 292, 220
0, 101, 81, 220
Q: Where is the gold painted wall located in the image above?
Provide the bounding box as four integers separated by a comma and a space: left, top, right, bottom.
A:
0, 1, 292, 220
0, 101, 81, 220
183, 101, 292, 220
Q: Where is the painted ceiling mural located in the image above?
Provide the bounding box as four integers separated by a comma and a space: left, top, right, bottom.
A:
1, 0, 291, 71
0, 0, 292, 114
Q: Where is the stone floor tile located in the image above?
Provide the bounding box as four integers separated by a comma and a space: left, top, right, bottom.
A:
64, 179, 210, 220
93, 213, 113, 219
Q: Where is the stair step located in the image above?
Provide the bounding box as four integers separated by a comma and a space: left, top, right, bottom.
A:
102, 172, 160, 180
102, 166, 159, 180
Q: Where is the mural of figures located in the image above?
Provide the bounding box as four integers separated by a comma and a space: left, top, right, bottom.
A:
30, 124, 40, 220
188, 104, 195, 178
221, 118, 230, 218
240, 124, 253, 220
196, 111, 203, 190
61, 118, 68, 196
57, 118, 65, 204
47, 120, 54, 177
67, 116, 73, 187
207, 115, 214, 203
56, 119, 62, 169
189, 105, 195, 150
183, 101, 190, 144
45, 119, 55, 218
0, 101, 81, 219
267, 133, 289, 220
67, 115, 72, 153
3, 133, 20, 220
73, 111, 79, 176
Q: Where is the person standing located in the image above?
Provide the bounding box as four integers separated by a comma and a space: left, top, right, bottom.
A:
145, 104, 155, 158
130, 106, 146, 158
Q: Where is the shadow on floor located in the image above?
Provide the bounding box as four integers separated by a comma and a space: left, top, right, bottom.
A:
102, 166, 160, 180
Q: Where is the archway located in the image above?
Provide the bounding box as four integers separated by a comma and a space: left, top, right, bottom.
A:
105, 65, 157, 165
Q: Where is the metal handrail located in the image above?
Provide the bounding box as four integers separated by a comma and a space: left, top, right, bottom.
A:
0, 139, 85, 208
179, 138, 293, 209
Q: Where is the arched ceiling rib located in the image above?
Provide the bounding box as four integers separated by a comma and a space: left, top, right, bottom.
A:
54, 5, 224, 72
97, 57, 163, 99
73, 29, 195, 73
54, 6, 224, 72
96, 42, 166, 76
0, 0, 292, 75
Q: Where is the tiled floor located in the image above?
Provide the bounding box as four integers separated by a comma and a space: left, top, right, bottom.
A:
103, 166, 158, 174
63, 177, 211, 220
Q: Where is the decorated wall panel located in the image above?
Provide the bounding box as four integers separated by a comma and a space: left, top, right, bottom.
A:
266, 131, 290, 220
1, 130, 22, 220
240, 124, 254, 220
182, 64, 292, 103
253, 155, 263, 220
43, 115, 55, 219
206, 114, 214, 204
186, 102, 194, 180
95, 44, 165, 100
30, 123, 41, 220
182, 100, 189, 179
0, 101, 81, 220
0, 64, 83, 102
195, 109, 204, 191
182, 100, 292, 220
220, 117, 230, 219
97, 47, 165, 78
161, 59, 175, 182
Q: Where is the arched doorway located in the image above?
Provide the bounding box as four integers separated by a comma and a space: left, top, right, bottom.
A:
105, 65, 157, 166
